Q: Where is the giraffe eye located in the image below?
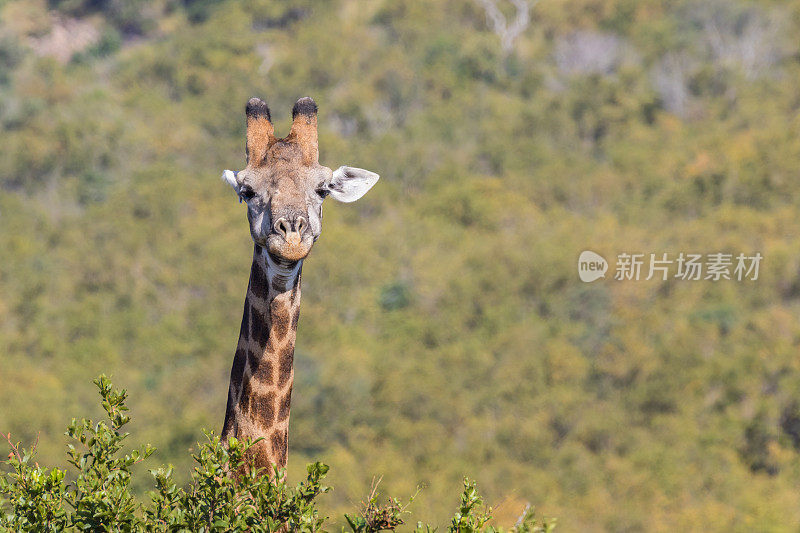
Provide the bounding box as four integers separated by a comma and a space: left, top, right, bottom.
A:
315, 186, 329, 199
239, 186, 256, 201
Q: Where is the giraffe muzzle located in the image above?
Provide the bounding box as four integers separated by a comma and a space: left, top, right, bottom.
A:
273, 216, 307, 241
284, 232, 302, 246
269, 215, 312, 261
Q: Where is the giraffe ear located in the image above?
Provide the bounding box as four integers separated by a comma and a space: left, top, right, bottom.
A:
222, 170, 248, 203
222, 169, 240, 191
325, 166, 379, 203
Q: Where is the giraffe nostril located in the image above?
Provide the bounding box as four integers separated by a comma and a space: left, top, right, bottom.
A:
274, 217, 291, 238
296, 217, 307, 235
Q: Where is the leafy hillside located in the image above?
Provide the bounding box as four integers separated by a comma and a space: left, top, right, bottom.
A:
2, 0, 800, 530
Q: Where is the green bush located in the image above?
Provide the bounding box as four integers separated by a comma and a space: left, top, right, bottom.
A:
0, 376, 554, 532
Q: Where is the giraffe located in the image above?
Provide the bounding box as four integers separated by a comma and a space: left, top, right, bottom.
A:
219, 96, 379, 474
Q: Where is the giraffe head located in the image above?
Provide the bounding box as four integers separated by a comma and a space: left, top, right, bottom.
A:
222, 97, 379, 262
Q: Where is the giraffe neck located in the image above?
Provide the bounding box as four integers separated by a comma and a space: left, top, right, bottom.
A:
221, 244, 302, 473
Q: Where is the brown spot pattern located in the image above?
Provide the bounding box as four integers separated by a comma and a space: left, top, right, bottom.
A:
249, 355, 274, 384
246, 441, 272, 476
270, 429, 288, 462
250, 306, 271, 349
277, 344, 294, 388
252, 391, 276, 426
271, 302, 290, 339
277, 389, 292, 421
249, 260, 269, 296
230, 348, 246, 387
239, 303, 250, 340
238, 378, 252, 412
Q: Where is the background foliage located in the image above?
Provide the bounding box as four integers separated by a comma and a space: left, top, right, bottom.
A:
1, 0, 800, 530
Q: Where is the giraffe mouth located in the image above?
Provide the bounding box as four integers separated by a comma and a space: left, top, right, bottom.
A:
267, 233, 313, 261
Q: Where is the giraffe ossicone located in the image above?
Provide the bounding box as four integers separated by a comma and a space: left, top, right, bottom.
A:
220, 96, 379, 474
